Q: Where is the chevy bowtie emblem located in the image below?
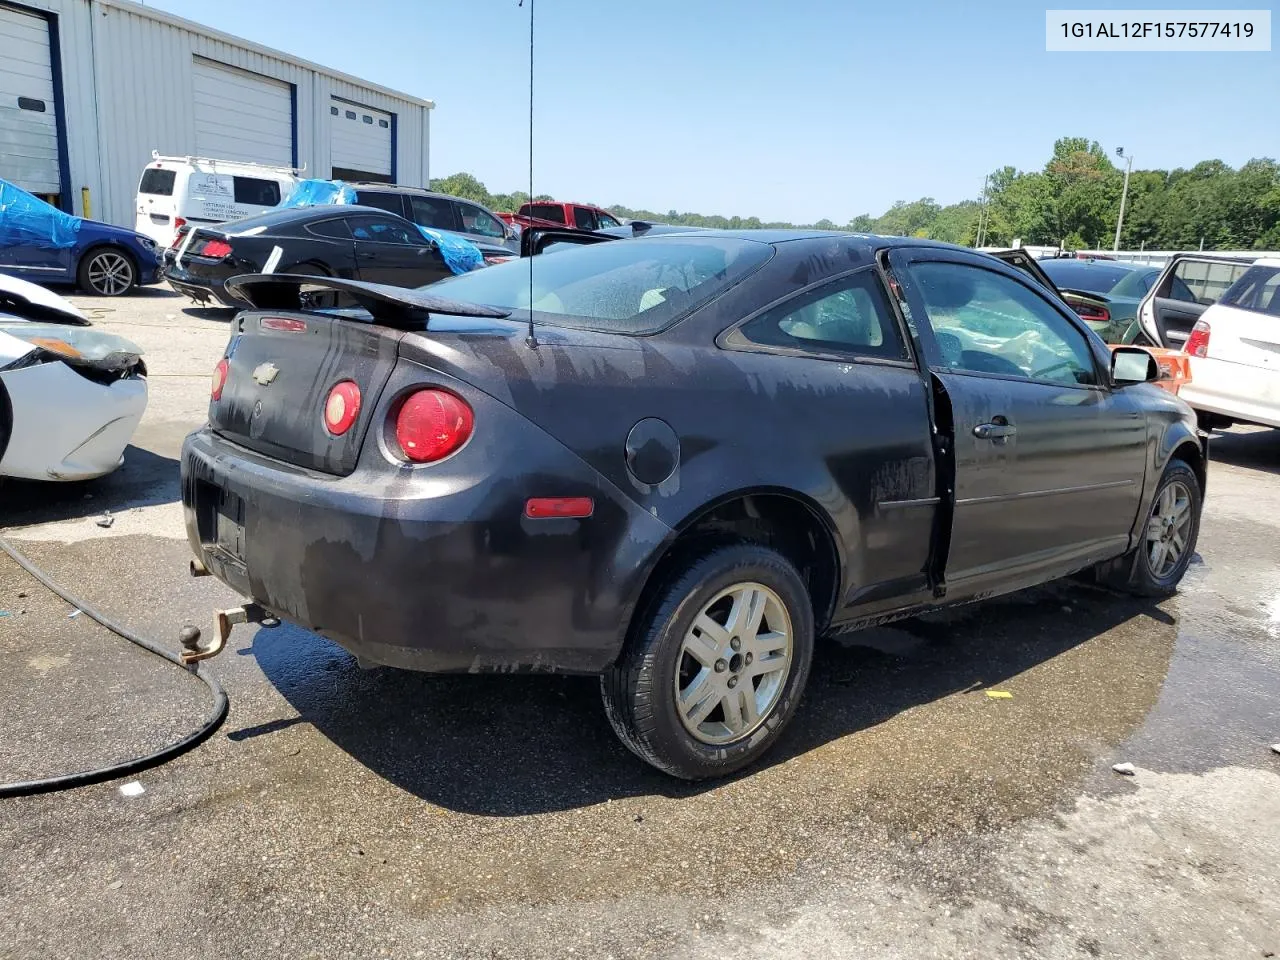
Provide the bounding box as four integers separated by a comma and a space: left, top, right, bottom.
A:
252, 362, 280, 386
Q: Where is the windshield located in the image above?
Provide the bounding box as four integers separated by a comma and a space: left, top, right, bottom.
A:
1039, 259, 1136, 295
1218, 263, 1280, 317
423, 237, 773, 334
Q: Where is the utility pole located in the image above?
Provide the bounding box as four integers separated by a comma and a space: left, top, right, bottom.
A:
1113, 147, 1133, 252
975, 174, 989, 248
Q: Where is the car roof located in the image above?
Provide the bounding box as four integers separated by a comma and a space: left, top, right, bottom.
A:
346, 183, 488, 204
216, 204, 404, 233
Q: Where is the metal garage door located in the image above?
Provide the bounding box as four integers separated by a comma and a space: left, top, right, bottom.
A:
330, 97, 393, 182
0, 4, 60, 197
192, 57, 293, 166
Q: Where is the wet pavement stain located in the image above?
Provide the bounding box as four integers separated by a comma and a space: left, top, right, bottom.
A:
1, 423, 1278, 956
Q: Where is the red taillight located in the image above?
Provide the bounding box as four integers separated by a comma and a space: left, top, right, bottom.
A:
525, 497, 594, 519
201, 239, 232, 259
323, 380, 361, 436
1185, 320, 1211, 357
394, 389, 473, 463
173, 216, 187, 233
1075, 305, 1110, 324
261, 316, 308, 332
211, 358, 228, 401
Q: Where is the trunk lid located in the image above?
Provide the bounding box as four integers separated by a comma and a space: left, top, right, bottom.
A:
210, 310, 403, 475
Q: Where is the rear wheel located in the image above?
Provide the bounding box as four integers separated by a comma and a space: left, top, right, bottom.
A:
601, 543, 814, 779
290, 262, 338, 309
77, 247, 136, 296
1097, 460, 1202, 596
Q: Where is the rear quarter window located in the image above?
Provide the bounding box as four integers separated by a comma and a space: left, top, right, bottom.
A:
425, 237, 774, 335
355, 191, 407, 217
139, 168, 176, 196
232, 177, 281, 206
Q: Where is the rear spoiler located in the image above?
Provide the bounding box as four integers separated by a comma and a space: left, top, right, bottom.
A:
223, 274, 512, 329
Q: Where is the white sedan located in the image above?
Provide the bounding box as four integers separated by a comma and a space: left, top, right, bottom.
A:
1138, 255, 1280, 430
0, 275, 147, 481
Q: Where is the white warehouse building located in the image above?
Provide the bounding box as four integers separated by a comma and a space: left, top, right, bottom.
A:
0, 0, 434, 226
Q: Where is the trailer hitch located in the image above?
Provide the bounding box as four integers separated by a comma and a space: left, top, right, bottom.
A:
179, 602, 280, 665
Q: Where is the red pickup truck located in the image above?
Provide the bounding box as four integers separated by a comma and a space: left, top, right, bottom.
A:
497, 201, 623, 233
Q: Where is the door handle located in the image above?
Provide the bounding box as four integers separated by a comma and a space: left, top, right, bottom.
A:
973, 420, 1016, 441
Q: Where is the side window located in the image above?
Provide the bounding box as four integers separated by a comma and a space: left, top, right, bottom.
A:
355, 191, 406, 217
596, 210, 621, 228
528, 204, 565, 224
1171, 259, 1252, 305
738, 270, 906, 360
348, 216, 418, 245
457, 203, 505, 238
306, 218, 352, 240
408, 195, 459, 230
907, 261, 1097, 386
232, 177, 281, 206
573, 206, 599, 231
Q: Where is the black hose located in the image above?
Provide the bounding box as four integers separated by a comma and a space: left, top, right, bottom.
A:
0, 536, 228, 798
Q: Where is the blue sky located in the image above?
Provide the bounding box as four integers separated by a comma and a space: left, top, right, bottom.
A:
147, 0, 1278, 224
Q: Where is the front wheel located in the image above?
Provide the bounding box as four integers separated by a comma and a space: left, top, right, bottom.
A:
1098, 460, 1202, 596
77, 247, 136, 296
601, 543, 814, 780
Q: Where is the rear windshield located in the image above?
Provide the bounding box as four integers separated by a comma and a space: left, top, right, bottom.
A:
1039, 259, 1134, 295
1218, 264, 1280, 317
138, 168, 176, 196
526, 203, 565, 224
424, 237, 773, 334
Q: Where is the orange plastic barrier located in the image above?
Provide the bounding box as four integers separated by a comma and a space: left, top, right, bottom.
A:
1112, 346, 1190, 395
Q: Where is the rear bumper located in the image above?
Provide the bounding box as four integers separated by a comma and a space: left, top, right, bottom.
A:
1180, 357, 1280, 429
164, 262, 238, 306
181, 407, 672, 673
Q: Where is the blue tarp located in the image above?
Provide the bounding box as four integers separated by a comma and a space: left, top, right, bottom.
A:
417, 226, 485, 275
0, 178, 81, 250
279, 179, 359, 208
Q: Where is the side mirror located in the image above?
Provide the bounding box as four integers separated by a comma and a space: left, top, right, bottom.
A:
1111, 346, 1160, 386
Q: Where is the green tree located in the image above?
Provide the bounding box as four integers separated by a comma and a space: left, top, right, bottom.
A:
428, 172, 493, 206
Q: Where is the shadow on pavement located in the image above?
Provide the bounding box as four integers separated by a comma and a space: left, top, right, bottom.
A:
1, 445, 180, 527
1210, 427, 1279, 476
250, 578, 1175, 817
181, 305, 237, 323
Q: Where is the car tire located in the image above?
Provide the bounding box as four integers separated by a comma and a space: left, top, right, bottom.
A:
77, 246, 136, 297
601, 542, 814, 780
290, 262, 338, 309
1097, 459, 1202, 597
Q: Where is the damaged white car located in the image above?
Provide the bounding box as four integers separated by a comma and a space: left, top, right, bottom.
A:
0, 275, 147, 481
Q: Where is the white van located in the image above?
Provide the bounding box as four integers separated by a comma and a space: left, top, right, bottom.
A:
134, 153, 301, 248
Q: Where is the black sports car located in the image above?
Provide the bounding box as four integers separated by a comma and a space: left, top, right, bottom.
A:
164, 205, 511, 307
181, 232, 1206, 779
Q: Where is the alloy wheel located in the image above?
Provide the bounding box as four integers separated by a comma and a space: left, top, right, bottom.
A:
87, 251, 134, 296
1146, 479, 1193, 577
674, 581, 793, 745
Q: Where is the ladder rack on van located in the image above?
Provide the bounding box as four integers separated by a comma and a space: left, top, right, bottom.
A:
149, 151, 306, 176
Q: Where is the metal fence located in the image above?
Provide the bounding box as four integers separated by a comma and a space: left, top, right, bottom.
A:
978, 245, 1280, 268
